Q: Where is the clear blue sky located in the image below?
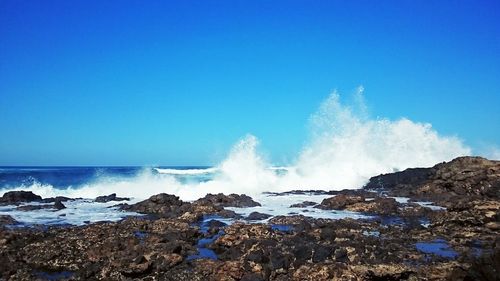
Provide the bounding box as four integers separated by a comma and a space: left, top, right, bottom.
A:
1, 0, 499, 166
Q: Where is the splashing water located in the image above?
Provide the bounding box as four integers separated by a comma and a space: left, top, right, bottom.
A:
0, 88, 471, 200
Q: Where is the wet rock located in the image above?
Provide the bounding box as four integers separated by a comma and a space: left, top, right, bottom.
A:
246, 212, 272, 221
194, 193, 261, 207
16, 204, 55, 211
264, 190, 336, 196
290, 201, 317, 208
334, 247, 348, 262
312, 245, 332, 262
54, 200, 66, 210
0, 191, 42, 204
316, 194, 365, 210
41, 196, 74, 203
15, 200, 66, 212
120, 193, 188, 218
0, 215, 17, 226
345, 197, 400, 216
95, 193, 130, 203
364, 156, 500, 201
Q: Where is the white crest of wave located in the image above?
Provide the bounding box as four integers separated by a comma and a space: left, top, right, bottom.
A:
289, 87, 471, 189
154, 167, 218, 175
0, 87, 472, 200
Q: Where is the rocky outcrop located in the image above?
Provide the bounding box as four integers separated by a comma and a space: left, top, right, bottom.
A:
317, 194, 365, 210
289, 201, 317, 208
120, 193, 189, 218
364, 156, 500, 201
95, 193, 129, 203
193, 193, 261, 207
0, 215, 17, 227
0, 191, 42, 204
246, 212, 272, 221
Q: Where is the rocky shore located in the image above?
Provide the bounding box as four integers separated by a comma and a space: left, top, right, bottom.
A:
0, 156, 498, 280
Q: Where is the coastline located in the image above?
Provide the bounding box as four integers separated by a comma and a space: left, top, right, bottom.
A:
0, 156, 498, 280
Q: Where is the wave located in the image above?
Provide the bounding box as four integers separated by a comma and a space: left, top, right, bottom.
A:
154, 167, 218, 175
0, 87, 472, 201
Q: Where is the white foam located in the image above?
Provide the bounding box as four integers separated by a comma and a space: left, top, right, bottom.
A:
154, 167, 218, 175
0, 199, 142, 226
225, 193, 373, 221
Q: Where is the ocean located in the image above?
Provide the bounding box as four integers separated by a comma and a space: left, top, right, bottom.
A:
0, 166, 373, 226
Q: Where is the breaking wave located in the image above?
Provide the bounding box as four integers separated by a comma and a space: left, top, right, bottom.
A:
0, 87, 472, 201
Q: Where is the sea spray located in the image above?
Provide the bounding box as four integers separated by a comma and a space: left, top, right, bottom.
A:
0, 88, 471, 200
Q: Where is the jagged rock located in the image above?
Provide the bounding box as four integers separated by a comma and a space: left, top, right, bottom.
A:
0, 191, 42, 204
0, 215, 17, 226
316, 195, 365, 210
290, 201, 317, 208
41, 196, 74, 203
95, 193, 130, 203
246, 212, 272, 221
364, 156, 500, 201
54, 200, 66, 210
345, 197, 400, 216
120, 193, 188, 218
194, 193, 261, 207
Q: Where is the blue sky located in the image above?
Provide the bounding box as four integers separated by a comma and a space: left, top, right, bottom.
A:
1, 0, 499, 166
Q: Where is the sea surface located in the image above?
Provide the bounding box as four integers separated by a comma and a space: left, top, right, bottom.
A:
0, 166, 374, 226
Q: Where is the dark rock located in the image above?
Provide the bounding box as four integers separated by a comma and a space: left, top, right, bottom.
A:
194, 193, 261, 207
241, 273, 264, 281
41, 196, 74, 203
246, 212, 272, 221
120, 193, 187, 217
312, 245, 332, 262
289, 201, 317, 208
364, 156, 500, 201
95, 193, 129, 203
320, 227, 336, 241
16, 204, 54, 211
0, 191, 42, 204
0, 215, 17, 226
54, 200, 66, 210
345, 197, 400, 216
334, 248, 348, 262
316, 194, 365, 210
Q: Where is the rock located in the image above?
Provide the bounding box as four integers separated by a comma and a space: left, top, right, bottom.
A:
246, 212, 272, 221
41, 196, 74, 203
16, 200, 67, 212
364, 156, 500, 201
485, 222, 500, 231
345, 197, 400, 216
194, 193, 261, 207
54, 200, 66, 210
0, 191, 42, 204
120, 193, 187, 217
316, 194, 365, 210
334, 248, 348, 262
289, 201, 317, 208
0, 215, 17, 226
95, 193, 129, 203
